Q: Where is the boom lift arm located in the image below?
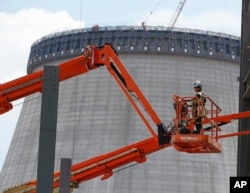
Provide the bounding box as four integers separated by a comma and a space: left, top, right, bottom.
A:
0, 44, 167, 139
1, 44, 170, 193
4, 137, 171, 193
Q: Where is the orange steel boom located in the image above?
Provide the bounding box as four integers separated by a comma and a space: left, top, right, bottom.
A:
1, 44, 169, 193
0, 44, 163, 137
4, 137, 170, 193
0, 45, 94, 115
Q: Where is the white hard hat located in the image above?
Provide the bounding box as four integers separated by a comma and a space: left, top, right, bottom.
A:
193, 80, 202, 88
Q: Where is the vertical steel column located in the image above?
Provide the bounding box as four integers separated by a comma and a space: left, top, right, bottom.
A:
238, 0, 250, 176
59, 158, 72, 193
37, 65, 59, 193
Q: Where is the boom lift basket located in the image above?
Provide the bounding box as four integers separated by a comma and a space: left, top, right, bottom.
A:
171, 94, 222, 153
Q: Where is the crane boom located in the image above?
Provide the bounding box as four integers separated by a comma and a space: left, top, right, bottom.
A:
168, 0, 187, 28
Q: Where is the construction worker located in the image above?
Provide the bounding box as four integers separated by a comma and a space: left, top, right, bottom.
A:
192, 80, 206, 134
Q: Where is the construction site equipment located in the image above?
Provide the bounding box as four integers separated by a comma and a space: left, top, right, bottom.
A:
1, 44, 250, 193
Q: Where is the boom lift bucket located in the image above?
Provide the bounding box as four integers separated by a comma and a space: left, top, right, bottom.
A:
171, 94, 222, 153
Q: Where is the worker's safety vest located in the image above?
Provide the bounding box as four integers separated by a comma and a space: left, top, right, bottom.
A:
197, 91, 206, 104
193, 91, 207, 117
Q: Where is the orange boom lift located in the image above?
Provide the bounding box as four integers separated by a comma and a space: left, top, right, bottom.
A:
1, 44, 250, 193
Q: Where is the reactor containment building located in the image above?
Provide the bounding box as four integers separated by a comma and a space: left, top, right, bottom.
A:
0, 26, 241, 193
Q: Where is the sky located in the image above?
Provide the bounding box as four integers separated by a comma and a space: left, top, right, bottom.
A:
0, 0, 242, 171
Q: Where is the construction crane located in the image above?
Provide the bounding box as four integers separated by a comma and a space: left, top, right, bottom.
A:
1, 44, 250, 193
168, 0, 187, 29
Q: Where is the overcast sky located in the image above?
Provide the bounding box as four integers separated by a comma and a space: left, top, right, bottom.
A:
0, 0, 242, 171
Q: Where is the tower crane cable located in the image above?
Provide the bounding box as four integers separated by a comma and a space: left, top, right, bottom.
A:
143, 0, 162, 25
168, 0, 187, 29
13, 95, 41, 107
72, 76, 79, 160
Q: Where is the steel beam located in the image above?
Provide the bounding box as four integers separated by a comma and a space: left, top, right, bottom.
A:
238, 0, 250, 176
37, 65, 59, 193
